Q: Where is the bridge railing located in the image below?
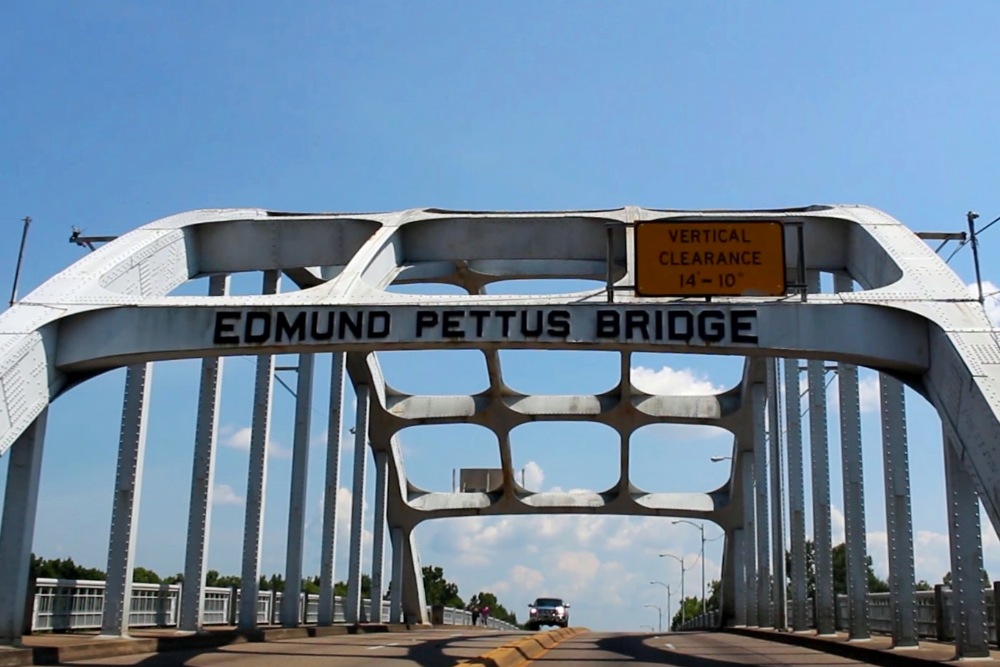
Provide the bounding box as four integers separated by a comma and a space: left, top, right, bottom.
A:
30, 579, 518, 632
676, 586, 998, 640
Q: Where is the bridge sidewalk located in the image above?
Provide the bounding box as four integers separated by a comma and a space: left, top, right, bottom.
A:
728, 627, 1000, 665
0, 624, 409, 666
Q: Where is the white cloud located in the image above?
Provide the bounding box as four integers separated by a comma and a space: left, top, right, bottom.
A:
213, 483, 244, 505
971, 281, 1000, 327
631, 365, 723, 395
522, 461, 544, 489
220, 425, 292, 459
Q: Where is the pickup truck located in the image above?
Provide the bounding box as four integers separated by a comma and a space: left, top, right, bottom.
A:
526, 597, 570, 630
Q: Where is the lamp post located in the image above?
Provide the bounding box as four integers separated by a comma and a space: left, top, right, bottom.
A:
649, 581, 671, 631
709, 455, 732, 462
673, 520, 707, 614
644, 603, 663, 633
660, 552, 694, 627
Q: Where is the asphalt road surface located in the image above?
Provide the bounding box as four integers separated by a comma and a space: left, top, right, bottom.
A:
60, 628, 528, 667
526, 630, 884, 666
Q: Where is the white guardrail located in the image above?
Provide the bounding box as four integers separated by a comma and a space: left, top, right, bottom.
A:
677, 587, 999, 641
30, 579, 519, 632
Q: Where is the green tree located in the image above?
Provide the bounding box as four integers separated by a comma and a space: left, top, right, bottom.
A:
670, 596, 702, 630
132, 567, 161, 584
831, 543, 889, 594
422, 566, 463, 607
31, 555, 105, 581
915, 579, 932, 591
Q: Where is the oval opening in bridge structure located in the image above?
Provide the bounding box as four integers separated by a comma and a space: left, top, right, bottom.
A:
498, 350, 620, 396
509, 421, 619, 494
628, 423, 733, 494
398, 424, 501, 494
377, 349, 490, 395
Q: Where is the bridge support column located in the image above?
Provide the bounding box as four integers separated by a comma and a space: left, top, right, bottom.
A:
180, 275, 228, 633
943, 433, 990, 658
346, 384, 371, 624
879, 374, 917, 647
369, 449, 388, 623
784, 357, 808, 631
741, 450, 758, 626
836, 273, 870, 641
768, 359, 787, 630
398, 527, 429, 625
318, 353, 346, 626
0, 409, 47, 644
752, 382, 771, 627
281, 353, 315, 627
102, 363, 153, 637
730, 527, 747, 626
808, 272, 835, 635
389, 526, 404, 623
238, 270, 279, 631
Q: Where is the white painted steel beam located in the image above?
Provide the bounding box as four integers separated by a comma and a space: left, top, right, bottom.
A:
317, 352, 346, 626
101, 363, 152, 637
879, 374, 917, 647
943, 432, 990, 659
784, 357, 808, 631
370, 450, 388, 623
180, 275, 228, 632
281, 353, 315, 627
238, 271, 279, 631
836, 273, 870, 640
345, 385, 371, 624
0, 409, 47, 644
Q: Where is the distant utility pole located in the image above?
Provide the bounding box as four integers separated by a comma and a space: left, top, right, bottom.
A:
8, 216, 32, 308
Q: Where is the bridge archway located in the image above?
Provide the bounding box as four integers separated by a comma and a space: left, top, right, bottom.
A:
0, 205, 996, 651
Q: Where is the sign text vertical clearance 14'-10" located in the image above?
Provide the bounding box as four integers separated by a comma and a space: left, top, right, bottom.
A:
634, 220, 787, 297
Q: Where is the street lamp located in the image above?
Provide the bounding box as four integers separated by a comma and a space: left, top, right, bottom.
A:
672, 520, 707, 615
649, 581, 671, 632
709, 455, 732, 462
660, 552, 695, 627
644, 603, 663, 633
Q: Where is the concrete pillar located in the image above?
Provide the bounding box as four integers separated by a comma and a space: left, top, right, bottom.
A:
943, 433, 990, 658
752, 382, 771, 627
834, 273, 869, 641
784, 357, 808, 631
0, 409, 48, 644
768, 359, 787, 630
180, 274, 228, 632
345, 385, 371, 624
369, 450, 388, 623
808, 272, 835, 635
101, 363, 153, 637
238, 270, 279, 631
879, 374, 917, 647
281, 353, 315, 627
318, 353, 346, 625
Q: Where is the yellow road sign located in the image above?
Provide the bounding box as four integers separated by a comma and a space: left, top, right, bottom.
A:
635, 221, 786, 297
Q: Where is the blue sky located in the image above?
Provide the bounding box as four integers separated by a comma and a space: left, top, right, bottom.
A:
3, 1, 1000, 633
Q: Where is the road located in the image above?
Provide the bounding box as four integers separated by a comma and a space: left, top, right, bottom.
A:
60, 628, 528, 667
526, 630, 885, 665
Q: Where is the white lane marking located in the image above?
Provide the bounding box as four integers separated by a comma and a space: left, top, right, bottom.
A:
664, 643, 676, 650
366, 642, 401, 650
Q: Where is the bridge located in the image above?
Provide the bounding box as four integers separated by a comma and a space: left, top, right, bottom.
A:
0, 205, 998, 661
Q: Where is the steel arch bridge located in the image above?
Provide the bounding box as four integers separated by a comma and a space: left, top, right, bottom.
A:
0, 205, 998, 656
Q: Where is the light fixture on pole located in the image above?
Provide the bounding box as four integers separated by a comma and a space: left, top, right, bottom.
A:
660, 552, 694, 627
644, 603, 663, 633
649, 581, 671, 632
672, 520, 707, 614
709, 455, 732, 462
